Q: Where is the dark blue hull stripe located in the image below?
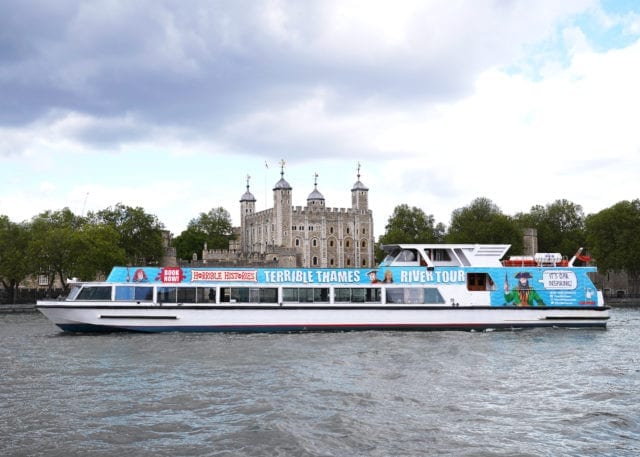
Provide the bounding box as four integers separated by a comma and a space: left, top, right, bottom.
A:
56, 321, 608, 334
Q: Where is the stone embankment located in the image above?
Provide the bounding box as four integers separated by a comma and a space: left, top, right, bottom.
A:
0, 304, 37, 313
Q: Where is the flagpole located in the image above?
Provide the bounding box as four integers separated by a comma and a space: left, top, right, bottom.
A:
264, 161, 269, 211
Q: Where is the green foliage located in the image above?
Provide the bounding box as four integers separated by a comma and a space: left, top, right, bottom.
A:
89, 203, 164, 265
376, 204, 444, 262
0, 216, 32, 296
28, 208, 88, 290
586, 200, 640, 293
446, 197, 523, 253
514, 199, 585, 256
73, 224, 127, 280
175, 207, 234, 260
174, 229, 209, 261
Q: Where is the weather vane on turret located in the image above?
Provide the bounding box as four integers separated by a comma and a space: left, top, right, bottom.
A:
280, 159, 286, 177
313, 172, 319, 188
246, 174, 251, 190
356, 161, 361, 180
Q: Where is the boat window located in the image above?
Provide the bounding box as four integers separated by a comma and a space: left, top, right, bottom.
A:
77, 286, 112, 301
424, 288, 445, 304
365, 288, 382, 303
397, 249, 417, 262
405, 288, 423, 304
224, 287, 278, 303
385, 287, 445, 304
385, 288, 405, 304
467, 273, 496, 291
115, 286, 153, 301
157, 287, 177, 303
333, 288, 381, 303
351, 288, 365, 303
432, 249, 451, 261
314, 288, 330, 303
177, 288, 197, 303
283, 288, 330, 303
259, 288, 278, 303
67, 285, 82, 301
334, 288, 351, 303
136, 287, 153, 301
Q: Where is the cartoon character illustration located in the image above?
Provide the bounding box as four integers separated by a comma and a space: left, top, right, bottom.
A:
504, 271, 545, 306
368, 269, 394, 283
367, 270, 381, 283
132, 268, 148, 282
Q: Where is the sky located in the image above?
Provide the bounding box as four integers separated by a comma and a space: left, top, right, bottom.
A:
1, 0, 639, 238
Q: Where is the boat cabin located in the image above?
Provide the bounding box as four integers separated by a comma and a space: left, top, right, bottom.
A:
379, 243, 510, 268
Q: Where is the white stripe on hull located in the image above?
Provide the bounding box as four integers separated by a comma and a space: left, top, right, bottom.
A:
37, 305, 609, 332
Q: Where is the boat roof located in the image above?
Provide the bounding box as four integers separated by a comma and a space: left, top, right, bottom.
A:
380, 243, 511, 268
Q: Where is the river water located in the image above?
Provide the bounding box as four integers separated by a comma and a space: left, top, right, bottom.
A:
1, 309, 639, 457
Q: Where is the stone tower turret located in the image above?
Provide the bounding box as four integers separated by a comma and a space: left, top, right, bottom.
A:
272, 159, 292, 247
240, 174, 256, 253
351, 162, 369, 210
306, 172, 325, 209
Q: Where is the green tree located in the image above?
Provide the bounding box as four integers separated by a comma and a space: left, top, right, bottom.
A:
174, 228, 208, 262
586, 200, 640, 294
515, 199, 585, 256
376, 204, 445, 262
446, 197, 523, 253
0, 216, 32, 302
73, 224, 127, 280
28, 208, 86, 292
89, 203, 164, 265
174, 207, 234, 261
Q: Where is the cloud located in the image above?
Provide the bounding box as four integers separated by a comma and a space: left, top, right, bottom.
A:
0, 0, 599, 150
2, 0, 639, 235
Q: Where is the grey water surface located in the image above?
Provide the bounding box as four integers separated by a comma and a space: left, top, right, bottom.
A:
1, 309, 639, 457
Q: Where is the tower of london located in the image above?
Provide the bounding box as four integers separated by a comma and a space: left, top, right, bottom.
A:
203, 161, 375, 268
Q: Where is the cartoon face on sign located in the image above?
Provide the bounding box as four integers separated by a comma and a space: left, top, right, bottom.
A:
132, 269, 148, 282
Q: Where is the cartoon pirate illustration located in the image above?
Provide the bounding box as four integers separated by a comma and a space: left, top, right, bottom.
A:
504, 271, 545, 307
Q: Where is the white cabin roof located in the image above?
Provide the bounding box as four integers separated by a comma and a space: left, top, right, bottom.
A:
379, 243, 511, 268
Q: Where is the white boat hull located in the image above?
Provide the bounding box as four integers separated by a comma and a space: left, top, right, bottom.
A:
37, 303, 609, 333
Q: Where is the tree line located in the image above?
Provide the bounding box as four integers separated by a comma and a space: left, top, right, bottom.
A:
0, 204, 235, 300
1, 197, 639, 298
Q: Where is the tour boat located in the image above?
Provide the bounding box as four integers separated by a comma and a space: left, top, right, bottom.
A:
36, 244, 609, 333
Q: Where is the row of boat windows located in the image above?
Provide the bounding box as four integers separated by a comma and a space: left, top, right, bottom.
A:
72, 285, 447, 305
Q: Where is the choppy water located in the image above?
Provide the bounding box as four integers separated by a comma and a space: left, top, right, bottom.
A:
1, 309, 639, 457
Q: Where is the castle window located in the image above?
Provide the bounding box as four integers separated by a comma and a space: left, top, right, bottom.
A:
330, 227, 334, 234
346, 240, 350, 248
329, 240, 334, 247
347, 228, 350, 234
295, 239, 300, 247
330, 258, 334, 266
362, 259, 367, 267
362, 228, 366, 234
346, 258, 351, 266
313, 256, 318, 266
309, 226, 313, 231
312, 239, 317, 247
361, 240, 366, 248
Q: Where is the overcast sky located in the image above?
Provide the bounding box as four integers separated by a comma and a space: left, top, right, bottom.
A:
1, 0, 639, 237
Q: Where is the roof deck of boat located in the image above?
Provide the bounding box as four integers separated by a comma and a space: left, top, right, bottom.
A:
379, 243, 511, 268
